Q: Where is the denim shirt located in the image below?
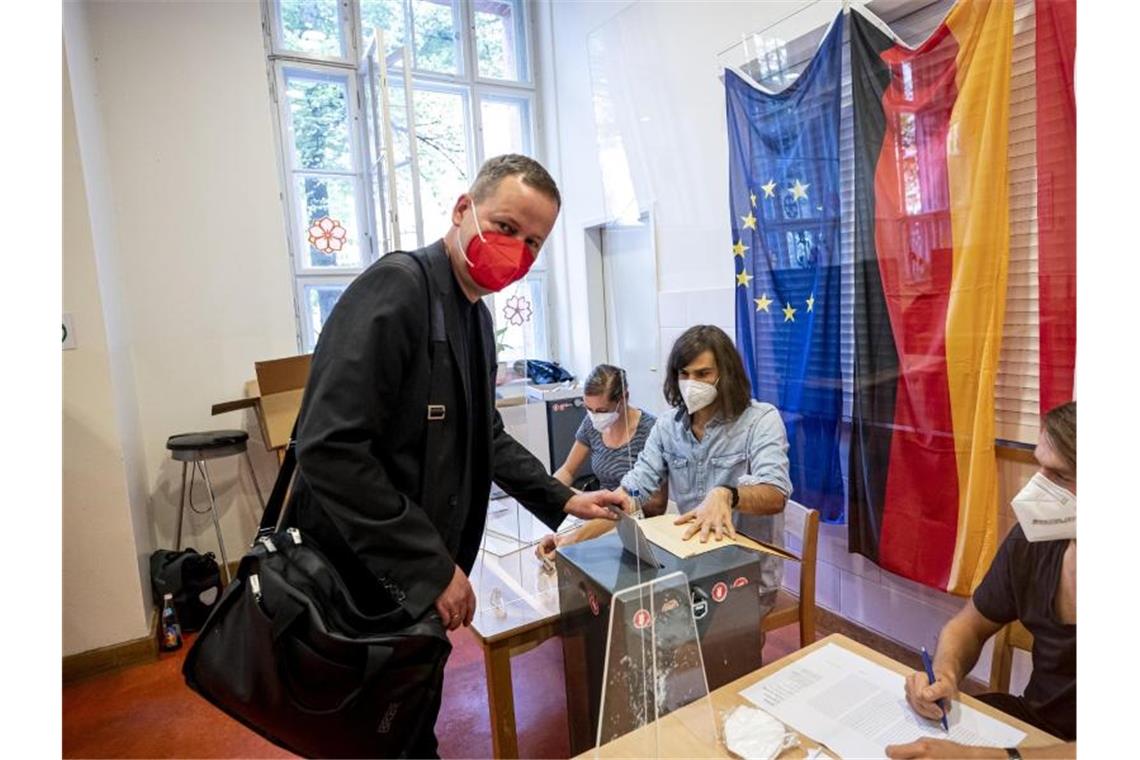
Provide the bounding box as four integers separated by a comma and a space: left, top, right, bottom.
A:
619, 400, 792, 600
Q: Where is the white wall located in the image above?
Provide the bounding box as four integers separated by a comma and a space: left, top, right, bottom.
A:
537, 0, 1033, 690
63, 52, 151, 656
63, 0, 298, 653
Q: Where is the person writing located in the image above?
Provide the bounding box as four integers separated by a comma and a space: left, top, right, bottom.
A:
286, 155, 622, 757
887, 402, 1077, 760
615, 324, 791, 620
537, 364, 667, 556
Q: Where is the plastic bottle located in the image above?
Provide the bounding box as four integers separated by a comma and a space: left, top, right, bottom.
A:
160, 593, 183, 652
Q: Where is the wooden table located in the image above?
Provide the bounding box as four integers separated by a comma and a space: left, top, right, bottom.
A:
468, 498, 577, 759
579, 633, 1063, 758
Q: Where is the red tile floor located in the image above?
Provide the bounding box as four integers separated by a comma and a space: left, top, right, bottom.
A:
62, 624, 803, 758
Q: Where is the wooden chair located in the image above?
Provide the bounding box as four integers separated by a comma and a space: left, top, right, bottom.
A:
989, 620, 1034, 693
761, 502, 821, 648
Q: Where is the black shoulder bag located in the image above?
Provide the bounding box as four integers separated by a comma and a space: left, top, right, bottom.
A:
182, 437, 451, 758
182, 251, 452, 758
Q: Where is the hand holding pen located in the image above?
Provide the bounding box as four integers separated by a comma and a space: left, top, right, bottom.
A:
903, 647, 958, 730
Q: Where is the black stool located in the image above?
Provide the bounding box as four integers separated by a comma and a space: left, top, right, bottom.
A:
166, 429, 265, 583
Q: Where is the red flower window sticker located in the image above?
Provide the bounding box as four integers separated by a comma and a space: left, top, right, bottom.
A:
307, 216, 347, 254
502, 294, 533, 326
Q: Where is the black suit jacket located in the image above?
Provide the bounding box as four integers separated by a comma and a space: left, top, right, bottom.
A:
285, 240, 573, 619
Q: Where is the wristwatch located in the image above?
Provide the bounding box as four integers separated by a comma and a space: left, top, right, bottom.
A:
1005, 748, 1022, 760
721, 485, 740, 509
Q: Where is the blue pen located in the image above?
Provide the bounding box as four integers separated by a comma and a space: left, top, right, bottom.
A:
920, 647, 950, 732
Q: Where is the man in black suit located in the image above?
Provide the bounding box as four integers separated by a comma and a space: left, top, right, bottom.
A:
286, 155, 620, 755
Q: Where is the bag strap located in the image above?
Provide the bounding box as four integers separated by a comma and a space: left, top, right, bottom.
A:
401, 249, 447, 352
400, 250, 449, 511
252, 250, 445, 546
255, 428, 298, 542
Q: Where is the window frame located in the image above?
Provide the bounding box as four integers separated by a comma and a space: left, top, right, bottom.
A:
476, 86, 537, 170
274, 61, 375, 278
296, 275, 359, 351
263, 0, 551, 355
468, 0, 534, 87
270, 0, 357, 65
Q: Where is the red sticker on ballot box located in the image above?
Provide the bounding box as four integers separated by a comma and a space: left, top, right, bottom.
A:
632, 609, 652, 629
711, 581, 728, 603
732, 576, 749, 588
588, 591, 600, 617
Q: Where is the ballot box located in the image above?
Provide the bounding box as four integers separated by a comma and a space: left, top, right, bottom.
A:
556, 530, 764, 754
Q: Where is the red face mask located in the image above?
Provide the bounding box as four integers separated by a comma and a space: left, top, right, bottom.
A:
461, 204, 537, 292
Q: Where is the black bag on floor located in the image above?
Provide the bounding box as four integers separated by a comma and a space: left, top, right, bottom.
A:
149, 547, 222, 632
182, 439, 451, 758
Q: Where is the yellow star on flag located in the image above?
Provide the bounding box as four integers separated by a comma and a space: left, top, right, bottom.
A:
754, 293, 772, 312
788, 179, 810, 201
806, 293, 815, 312
761, 179, 777, 198
741, 212, 757, 230
732, 240, 748, 258
736, 269, 753, 288
782, 303, 797, 322
750, 190, 758, 207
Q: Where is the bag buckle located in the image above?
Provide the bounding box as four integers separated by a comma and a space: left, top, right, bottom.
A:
258, 536, 277, 553
249, 573, 262, 602
287, 527, 302, 545
427, 404, 446, 421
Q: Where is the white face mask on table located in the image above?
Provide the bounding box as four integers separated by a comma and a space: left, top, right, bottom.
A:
1010, 471, 1076, 542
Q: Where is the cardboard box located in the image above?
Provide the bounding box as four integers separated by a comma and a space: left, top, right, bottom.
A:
211, 354, 311, 452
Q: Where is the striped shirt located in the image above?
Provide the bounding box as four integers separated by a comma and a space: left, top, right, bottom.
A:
573, 410, 656, 491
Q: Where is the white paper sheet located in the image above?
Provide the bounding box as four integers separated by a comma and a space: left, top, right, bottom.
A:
739, 643, 1026, 759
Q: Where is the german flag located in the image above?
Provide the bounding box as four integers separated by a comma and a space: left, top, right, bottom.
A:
1036, 0, 1076, 412
848, 1, 1013, 595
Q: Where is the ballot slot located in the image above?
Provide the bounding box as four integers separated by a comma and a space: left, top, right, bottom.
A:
608, 504, 665, 569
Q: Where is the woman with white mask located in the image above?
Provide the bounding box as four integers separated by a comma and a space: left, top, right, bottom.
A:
890, 401, 1077, 760
538, 365, 667, 555
614, 325, 793, 623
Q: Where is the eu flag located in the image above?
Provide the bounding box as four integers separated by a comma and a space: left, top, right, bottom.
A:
725, 14, 845, 522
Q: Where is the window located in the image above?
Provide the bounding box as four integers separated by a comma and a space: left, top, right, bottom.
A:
264, 0, 548, 358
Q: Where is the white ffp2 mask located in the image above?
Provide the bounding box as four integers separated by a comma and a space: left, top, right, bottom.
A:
678, 378, 718, 415
1011, 472, 1076, 542
588, 410, 620, 432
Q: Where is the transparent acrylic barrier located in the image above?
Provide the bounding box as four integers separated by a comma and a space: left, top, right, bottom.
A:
594, 571, 720, 757
483, 496, 582, 557
470, 542, 561, 641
